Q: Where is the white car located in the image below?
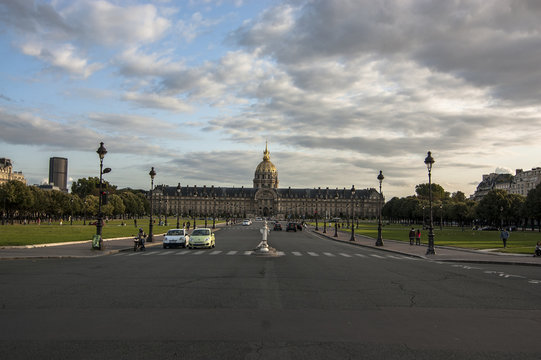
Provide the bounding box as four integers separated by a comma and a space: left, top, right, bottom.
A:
242, 219, 252, 226
163, 229, 190, 248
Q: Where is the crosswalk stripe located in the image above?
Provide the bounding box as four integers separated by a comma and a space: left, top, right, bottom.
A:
276, 251, 285, 256
175, 251, 188, 255
141, 251, 154, 256
339, 253, 352, 257
191, 250, 205, 255
370, 254, 385, 259
158, 251, 171, 255
387, 255, 405, 259
244, 251, 253, 255
226, 251, 237, 255
354, 254, 367, 258
323, 252, 335, 257
292, 251, 302, 256
127, 252, 139, 256
307, 252, 319, 256
210, 250, 222, 255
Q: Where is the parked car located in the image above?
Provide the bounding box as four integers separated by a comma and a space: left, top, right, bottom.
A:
273, 222, 282, 231
242, 219, 252, 226
286, 222, 297, 232
163, 228, 189, 249
188, 228, 215, 249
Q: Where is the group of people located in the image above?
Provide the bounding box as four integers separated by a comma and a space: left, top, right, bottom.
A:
408, 228, 422, 246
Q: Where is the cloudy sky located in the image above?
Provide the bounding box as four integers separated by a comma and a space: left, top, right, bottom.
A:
1, 0, 541, 199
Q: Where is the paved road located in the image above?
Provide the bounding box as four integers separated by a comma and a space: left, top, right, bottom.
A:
1, 222, 540, 359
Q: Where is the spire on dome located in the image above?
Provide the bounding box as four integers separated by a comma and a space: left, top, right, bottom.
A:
263, 140, 270, 161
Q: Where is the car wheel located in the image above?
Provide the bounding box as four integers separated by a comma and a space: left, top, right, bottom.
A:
163, 244, 167, 249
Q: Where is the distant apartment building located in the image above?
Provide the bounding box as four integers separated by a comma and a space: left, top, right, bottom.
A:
509, 168, 541, 196
471, 167, 541, 200
0, 158, 27, 185
49, 157, 68, 192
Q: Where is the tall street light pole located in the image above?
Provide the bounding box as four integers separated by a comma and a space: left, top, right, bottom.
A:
376, 170, 384, 246
334, 193, 339, 237
350, 185, 356, 241
95, 142, 110, 249
176, 182, 181, 229
315, 197, 319, 231
148, 167, 156, 242
425, 151, 436, 255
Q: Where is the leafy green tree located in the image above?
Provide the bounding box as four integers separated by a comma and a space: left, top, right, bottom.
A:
476, 189, 510, 226
415, 183, 449, 202
108, 194, 125, 217
524, 183, 541, 231
71, 177, 116, 198
84, 195, 99, 217
451, 191, 466, 203
0, 180, 33, 222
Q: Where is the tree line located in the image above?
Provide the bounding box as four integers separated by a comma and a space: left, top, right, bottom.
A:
0, 177, 148, 224
382, 183, 541, 230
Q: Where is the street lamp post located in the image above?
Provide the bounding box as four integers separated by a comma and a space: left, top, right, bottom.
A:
315, 197, 319, 231
148, 167, 156, 242
95, 142, 111, 248
425, 151, 435, 255
212, 195, 216, 229
350, 185, 356, 241
164, 197, 168, 226
334, 193, 338, 237
376, 170, 384, 246
440, 204, 443, 231
323, 195, 327, 234
176, 183, 181, 229
70, 198, 74, 225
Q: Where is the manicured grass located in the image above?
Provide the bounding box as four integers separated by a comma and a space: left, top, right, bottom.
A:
315, 222, 540, 255
0, 218, 223, 246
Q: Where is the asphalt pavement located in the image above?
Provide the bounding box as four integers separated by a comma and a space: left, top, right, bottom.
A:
1, 222, 540, 266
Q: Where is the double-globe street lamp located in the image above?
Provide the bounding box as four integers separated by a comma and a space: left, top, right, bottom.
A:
376, 170, 384, 246
95, 142, 111, 249
425, 151, 436, 255
148, 167, 156, 242
350, 185, 356, 241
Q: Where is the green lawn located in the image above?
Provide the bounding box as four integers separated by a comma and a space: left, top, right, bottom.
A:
0, 218, 222, 246
316, 222, 541, 255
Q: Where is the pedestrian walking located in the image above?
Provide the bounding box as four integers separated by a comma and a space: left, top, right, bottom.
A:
187, 221, 190, 231
408, 228, 415, 245
415, 229, 421, 245
500, 228, 510, 248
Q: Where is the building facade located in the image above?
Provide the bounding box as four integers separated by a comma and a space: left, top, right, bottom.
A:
471, 167, 541, 200
0, 158, 26, 185
151, 145, 383, 220
49, 157, 68, 192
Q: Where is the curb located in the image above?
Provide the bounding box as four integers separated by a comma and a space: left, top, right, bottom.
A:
310, 229, 541, 266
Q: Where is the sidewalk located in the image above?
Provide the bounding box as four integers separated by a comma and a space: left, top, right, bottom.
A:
311, 225, 541, 266
0, 223, 227, 260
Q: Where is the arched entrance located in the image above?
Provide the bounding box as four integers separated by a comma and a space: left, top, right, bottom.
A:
255, 189, 277, 218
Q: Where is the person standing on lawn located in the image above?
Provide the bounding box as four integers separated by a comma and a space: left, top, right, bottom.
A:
500, 228, 510, 248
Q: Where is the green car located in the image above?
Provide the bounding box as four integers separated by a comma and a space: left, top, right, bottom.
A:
188, 228, 215, 249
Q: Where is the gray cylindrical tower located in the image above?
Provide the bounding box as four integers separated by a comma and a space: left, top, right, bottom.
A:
49, 157, 68, 192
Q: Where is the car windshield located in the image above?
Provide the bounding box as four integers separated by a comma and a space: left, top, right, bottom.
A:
166, 230, 184, 236
192, 229, 210, 236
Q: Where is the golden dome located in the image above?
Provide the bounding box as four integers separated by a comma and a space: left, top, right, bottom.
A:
253, 142, 278, 188
256, 142, 276, 172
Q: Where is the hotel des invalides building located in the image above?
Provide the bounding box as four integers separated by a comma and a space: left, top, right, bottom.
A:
152, 145, 383, 221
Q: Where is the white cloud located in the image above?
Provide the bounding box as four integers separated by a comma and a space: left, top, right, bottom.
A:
122, 92, 192, 113
20, 42, 103, 78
